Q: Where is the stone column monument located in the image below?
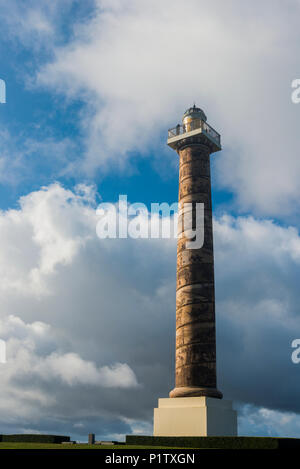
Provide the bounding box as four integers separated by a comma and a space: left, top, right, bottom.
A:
153, 105, 237, 437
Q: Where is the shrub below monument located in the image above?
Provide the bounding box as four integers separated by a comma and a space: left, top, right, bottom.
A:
126, 435, 300, 449
0, 434, 70, 444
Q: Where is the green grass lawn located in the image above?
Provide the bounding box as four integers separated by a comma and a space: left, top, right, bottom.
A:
0, 442, 184, 450
2, 436, 300, 450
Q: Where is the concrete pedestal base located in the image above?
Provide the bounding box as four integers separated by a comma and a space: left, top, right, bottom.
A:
153, 397, 237, 437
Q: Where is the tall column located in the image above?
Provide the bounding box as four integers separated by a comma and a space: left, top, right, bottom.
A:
169, 139, 222, 399
152, 107, 238, 437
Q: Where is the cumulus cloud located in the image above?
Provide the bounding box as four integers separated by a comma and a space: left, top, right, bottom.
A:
213, 215, 300, 417
37, 353, 138, 388
0, 183, 94, 296
0, 129, 77, 188
0, 0, 298, 440
238, 405, 300, 438
0, 183, 176, 438
0, 312, 138, 424
33, 0, 300, 216
0, 183, 299, 439
0, 0, 79, 49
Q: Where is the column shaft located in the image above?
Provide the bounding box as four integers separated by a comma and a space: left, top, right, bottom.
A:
169, 144, 222, 399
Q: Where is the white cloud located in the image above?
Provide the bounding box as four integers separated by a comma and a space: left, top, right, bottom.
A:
0, 0, 299, 439
238, 404, 300, 438
0, 129, 77, 187
0, 0, 77, 49
0, 312, 138, 424
36, 353, 138, 387
0, 183, 173, 436
213, 215, 300, 422
0, 183, 95, 296
0, 183, 299, 438
34, 0, 300, 216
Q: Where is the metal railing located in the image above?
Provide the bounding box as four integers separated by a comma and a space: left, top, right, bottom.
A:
168, 120, 220, 146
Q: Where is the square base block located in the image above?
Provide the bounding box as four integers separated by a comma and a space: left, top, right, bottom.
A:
153, 397, 237, 437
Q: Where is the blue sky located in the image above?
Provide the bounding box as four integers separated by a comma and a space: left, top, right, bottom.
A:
0, 20, 233, 214
0, 0, 246, 216
0, 0, 300, 442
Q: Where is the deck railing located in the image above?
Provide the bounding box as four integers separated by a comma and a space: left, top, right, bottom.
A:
168, 120, 220, 146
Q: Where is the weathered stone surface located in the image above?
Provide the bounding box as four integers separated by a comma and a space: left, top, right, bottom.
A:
176, 363, 217, 388
170, 143, 222, 400
179, 164, 209, 183
176, 265, 214, 289
176, 322, 215, 348
177, 249, 214, 268
179, 179, 211, 200
176, 284, 215, 308
176, 303, 215, 327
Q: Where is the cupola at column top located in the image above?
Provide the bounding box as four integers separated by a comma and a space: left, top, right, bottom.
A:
167, 105, 221, 153
182, 104, 207, 125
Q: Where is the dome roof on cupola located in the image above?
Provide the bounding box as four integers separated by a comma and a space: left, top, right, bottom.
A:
183, 104, 207, 122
